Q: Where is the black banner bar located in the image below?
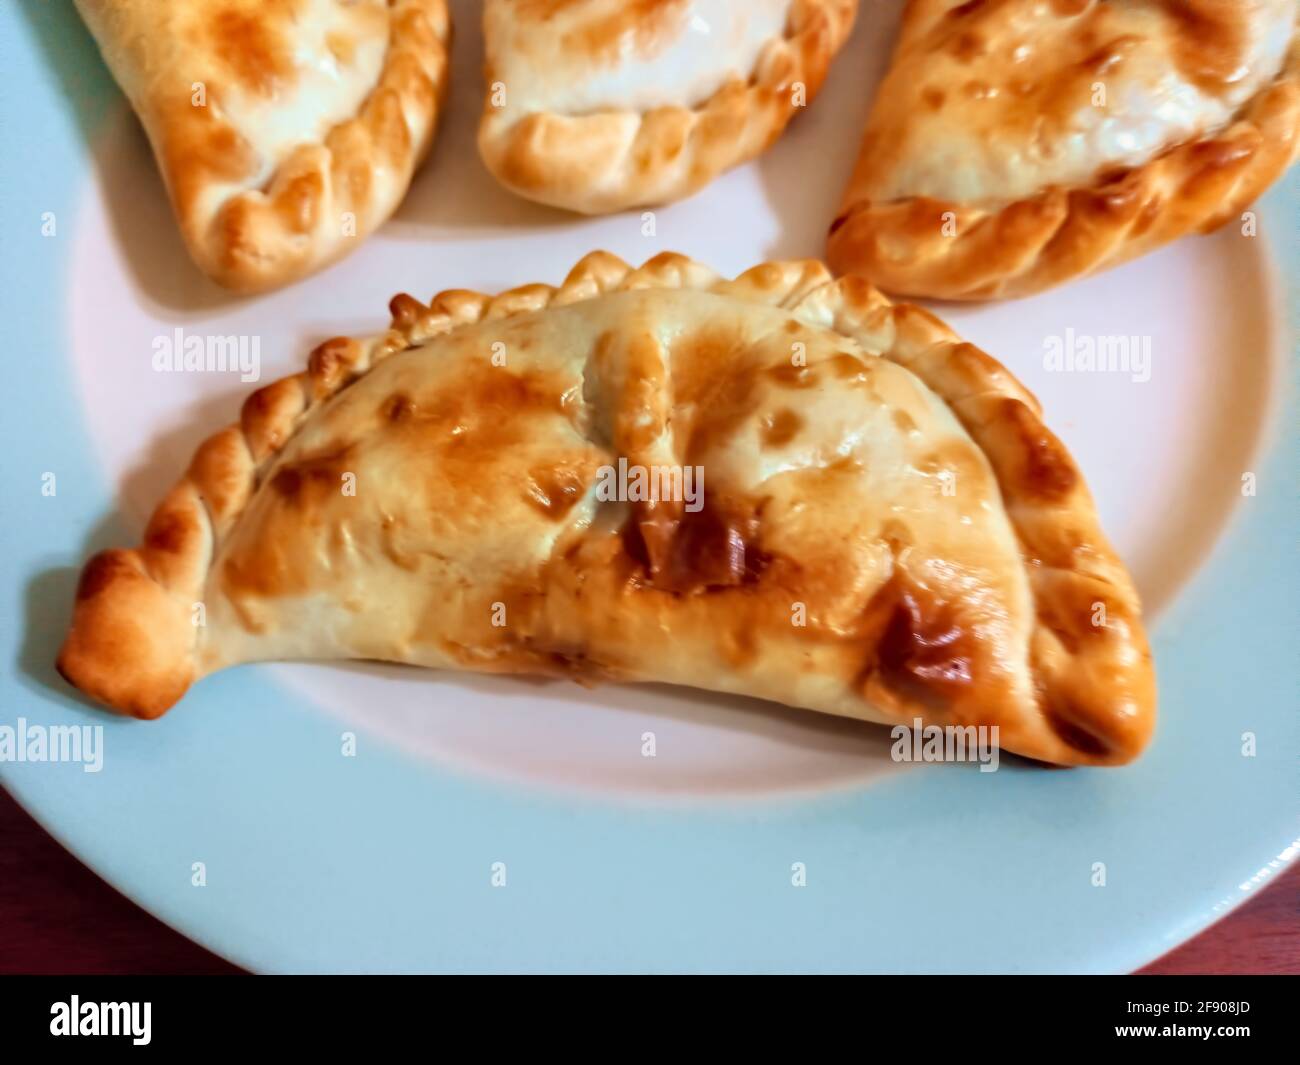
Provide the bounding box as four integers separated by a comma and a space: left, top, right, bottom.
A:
0, 975, 1292, 1051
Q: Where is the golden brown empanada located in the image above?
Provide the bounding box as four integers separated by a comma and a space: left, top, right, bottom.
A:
478, 0, 858, 213
827, 0, 1300, 300
57, 251, 1156, 766
74, 0, 452, 292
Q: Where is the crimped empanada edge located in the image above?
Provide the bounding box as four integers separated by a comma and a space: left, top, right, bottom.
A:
477, 0, 858, 214
73, 0, 453, 293
827, 14, 1300, 300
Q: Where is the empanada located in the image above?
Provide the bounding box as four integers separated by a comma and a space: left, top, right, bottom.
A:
74, 0, 452, 293
827, 0, 1300, 300
57, 251, 1155, 766
478, 0, 859, 213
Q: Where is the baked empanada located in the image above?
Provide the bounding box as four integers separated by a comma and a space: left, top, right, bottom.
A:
827, 0, 1300, 300
74, 0, 452, 292
478, 0, 858, 213
57, 251, 1155, 766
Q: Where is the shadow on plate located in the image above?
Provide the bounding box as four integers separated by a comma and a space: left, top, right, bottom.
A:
18, 512, 132, 712
754, 0, 900, 264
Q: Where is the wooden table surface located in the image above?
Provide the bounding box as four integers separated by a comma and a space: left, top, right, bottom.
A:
2, 786, 1296, 974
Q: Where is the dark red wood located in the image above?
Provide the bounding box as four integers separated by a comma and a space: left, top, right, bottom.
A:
1140, 863, 1300, 975
1, 786, 1295, 974
0, 787, 239, 975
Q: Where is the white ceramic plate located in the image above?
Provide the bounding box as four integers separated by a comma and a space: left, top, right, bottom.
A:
2, 0, 1296, 972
